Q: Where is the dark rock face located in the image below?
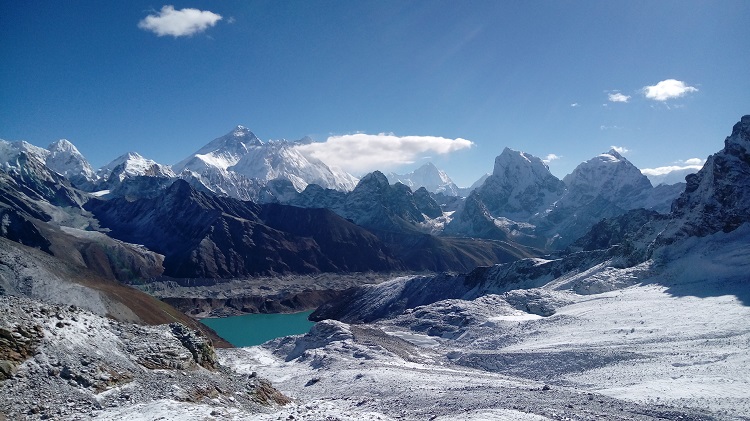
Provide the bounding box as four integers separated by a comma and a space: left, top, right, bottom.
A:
413, 187, 443, 219
258, 204, 402, 272
670, 115, 750, 238
290, 171, 445, 233
85, 180, 405, 278
569, 208, 664, 252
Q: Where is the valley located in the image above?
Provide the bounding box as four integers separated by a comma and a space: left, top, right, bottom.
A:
0, 115, 748, 419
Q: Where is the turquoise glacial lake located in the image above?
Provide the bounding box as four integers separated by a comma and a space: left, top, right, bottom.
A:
201, 310, 316, 347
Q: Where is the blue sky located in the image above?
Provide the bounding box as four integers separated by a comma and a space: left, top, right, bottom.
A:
1, 1, 748, 186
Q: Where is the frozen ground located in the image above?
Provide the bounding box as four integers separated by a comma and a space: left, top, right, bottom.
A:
3, 224, 747, 420
216, 225, 749, 420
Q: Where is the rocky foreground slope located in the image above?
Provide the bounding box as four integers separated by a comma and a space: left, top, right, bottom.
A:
0, 295, 289, 420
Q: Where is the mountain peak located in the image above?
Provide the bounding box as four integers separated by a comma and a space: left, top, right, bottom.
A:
726, 114, 750, 151
492, 147, 549, 176
231, 125, 258, 139
605, 148, 624, 160
493, 148, 551, 178
386, 163, 459, 195
203, 126, 263, 153
358, 170, 390, 187
47, 139, 79, 154
669, 115, 750, 237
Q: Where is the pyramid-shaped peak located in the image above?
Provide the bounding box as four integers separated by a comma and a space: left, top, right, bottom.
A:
232, 125, 256, 137
604, 148, 625, 160
210, 126, 263, 148
358, 170, 390, 186
493, 148, 549, 176
48, 139, 79, 153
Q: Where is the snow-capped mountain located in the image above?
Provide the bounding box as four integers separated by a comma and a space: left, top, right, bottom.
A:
535, 149, 660, 248
173, 126, 262, 174
483, 147, 566, 218
99, 152, 176, 183
173, 126, 359, 200
446, 147, 685, 250
0, 139, 99, 189
643, 167, 697, 186
44, 139, 98, 189
444, 147, 565, 245
561, 149, 653, 206
387, 162, 461, 196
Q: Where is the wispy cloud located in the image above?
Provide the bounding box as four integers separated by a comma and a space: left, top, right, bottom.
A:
608, 92, 631, 103
643, 79, 698, 101
610, 145, 629, 154
542, 153, 561, 164
641, 158, 705, 176
600, 125, 622, 130
570, 103, 580, 107
139, 5, 222, 37
295, 133, 474, 174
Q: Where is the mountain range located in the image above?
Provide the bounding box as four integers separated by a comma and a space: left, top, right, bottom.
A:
0, 122, 701, 284
1, 115, 747, 420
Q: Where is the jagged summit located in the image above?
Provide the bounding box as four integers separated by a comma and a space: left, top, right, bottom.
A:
491, 148, 560, 189
360, 170, 394, 190
99, 151, 175, 183
387, 162, 460, 196
482, 147, 565, 217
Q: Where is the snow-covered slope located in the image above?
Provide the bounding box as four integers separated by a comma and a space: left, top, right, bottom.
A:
223, 223, 750, 418
173, 125, 262, 174
260, 117, 750, 420
45, 139, 98, 188
387, 162, 461, 196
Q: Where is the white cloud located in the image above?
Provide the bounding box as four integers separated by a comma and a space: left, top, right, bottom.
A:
643, 79, 698, 101
139, 5, 222, 37
570, 103, 580, 107
542, 153, 561, 164
608, 93, 631, 103
295, 133, 474, 174
600, 125, 622, 130
610, 145, 629, 154
641, 158, 704, 176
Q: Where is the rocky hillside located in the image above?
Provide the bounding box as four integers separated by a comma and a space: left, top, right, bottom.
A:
0, 295, 288, 420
